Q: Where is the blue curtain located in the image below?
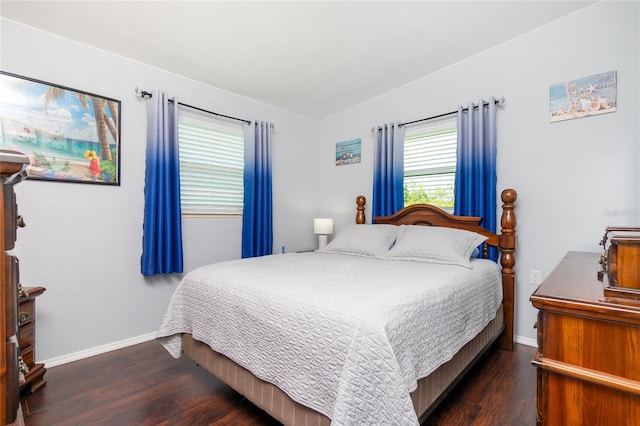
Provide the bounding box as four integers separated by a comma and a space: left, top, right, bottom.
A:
242, 121, 273, 258
454, 98, 498, 260
372, 122, 406, 219
141, 91, 184, 275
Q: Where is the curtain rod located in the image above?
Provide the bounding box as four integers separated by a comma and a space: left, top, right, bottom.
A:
138, 89, 252, 125
400, 97, 505, 127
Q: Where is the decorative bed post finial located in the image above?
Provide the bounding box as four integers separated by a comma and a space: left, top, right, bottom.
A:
498, 188, 517, 352
356, 196, 366, 224
500, 188, 517, 274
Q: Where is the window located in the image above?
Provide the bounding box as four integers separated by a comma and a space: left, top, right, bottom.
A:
178, 112, 244, 216
403, 119, 457, 210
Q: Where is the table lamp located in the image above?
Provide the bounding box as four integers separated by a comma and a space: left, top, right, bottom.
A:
314, 218, 333, 250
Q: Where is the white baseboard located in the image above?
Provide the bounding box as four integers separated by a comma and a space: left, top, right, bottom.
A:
515, 334, 537, 348
41, 331, 538, 369
41, 332, 157, 368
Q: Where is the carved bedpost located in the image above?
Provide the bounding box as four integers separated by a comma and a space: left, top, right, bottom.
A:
498, 188, 517, 352
356, 196, 366, 224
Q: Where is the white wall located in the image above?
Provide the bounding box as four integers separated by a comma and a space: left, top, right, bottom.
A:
1, 1, 638, 363
1, 18, 322, 362
319, 1, 640, 344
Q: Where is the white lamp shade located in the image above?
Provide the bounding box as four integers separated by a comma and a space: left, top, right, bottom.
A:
314, 218, 333, 235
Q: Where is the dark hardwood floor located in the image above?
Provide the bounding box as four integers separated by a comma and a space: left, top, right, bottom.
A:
20, 340, 537, 425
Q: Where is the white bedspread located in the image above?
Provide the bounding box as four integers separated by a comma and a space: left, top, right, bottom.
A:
157, 252, 502, 425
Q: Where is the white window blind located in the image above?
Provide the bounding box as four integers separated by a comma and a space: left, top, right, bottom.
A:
404, 127, 457, 209
178, 116, 244, 216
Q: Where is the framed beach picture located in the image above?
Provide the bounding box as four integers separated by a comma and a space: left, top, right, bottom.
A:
549, 71, 617, 123
0, 71, 120, 185
335, 138, 361, 166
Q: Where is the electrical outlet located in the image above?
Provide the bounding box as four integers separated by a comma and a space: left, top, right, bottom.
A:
529, 269, 543, 285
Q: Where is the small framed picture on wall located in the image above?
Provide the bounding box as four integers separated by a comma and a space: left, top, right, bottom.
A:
549, 71, 617, 123
335, 138, 361, 166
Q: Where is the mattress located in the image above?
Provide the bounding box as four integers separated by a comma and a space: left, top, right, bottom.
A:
157, 252, 502, 425
181, 305, 503, 426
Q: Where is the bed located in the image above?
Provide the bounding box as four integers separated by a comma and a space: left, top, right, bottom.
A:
157, 189, 517, 425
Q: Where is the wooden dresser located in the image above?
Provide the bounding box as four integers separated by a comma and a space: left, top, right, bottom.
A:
530, 251, 640, 425
1, 150, 30, 426
18, 286, 46, 394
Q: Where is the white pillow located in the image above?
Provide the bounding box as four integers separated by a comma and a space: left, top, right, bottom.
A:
383, 225, 487, 268
318, 224, 398, 258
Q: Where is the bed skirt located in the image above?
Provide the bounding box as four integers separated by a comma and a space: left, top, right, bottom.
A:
181, 305, 504, 425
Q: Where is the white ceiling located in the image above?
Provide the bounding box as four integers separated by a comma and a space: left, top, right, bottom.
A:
0, 1, 595, 119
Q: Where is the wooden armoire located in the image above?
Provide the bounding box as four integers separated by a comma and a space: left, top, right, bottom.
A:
1, 150, 29, 426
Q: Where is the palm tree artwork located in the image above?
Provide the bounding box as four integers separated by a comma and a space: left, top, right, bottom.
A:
41, 88, 118, 181
0, 73, 120, 184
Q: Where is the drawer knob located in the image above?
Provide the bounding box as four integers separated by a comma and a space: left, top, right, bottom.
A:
16, 215, 26, 228
18, 356, 30, 375
533, 322, 538, 329
18, 311, 31, 325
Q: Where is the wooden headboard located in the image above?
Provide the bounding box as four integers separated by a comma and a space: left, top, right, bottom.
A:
354, 189, 517, 351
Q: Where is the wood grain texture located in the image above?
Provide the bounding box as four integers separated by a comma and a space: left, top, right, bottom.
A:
17, 287, 46, 395
610, 237, 640, 289
3, 172, 23, 425
531, 251, 640, 425
20, 340, 536, 425
1, 173, 7, 425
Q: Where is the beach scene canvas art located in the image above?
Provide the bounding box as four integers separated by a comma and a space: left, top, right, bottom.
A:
335, 138, 361, 166
549, 71, 617, 123
0, 72, 120, 184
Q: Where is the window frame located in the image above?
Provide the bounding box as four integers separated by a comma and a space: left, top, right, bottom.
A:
177, 110, 245, 217
403, 116, 458, 211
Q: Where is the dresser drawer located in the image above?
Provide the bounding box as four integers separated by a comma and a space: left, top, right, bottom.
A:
608, 237, 640, 289
4, 253, 18, 336
5, 337, 20, 424
3, 182, 17, 250
18, 299, 34, 327
18, 322, 34, 349
20, 347, 34, 368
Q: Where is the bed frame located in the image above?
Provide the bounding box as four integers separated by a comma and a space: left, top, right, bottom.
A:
181, 188, 517, 425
